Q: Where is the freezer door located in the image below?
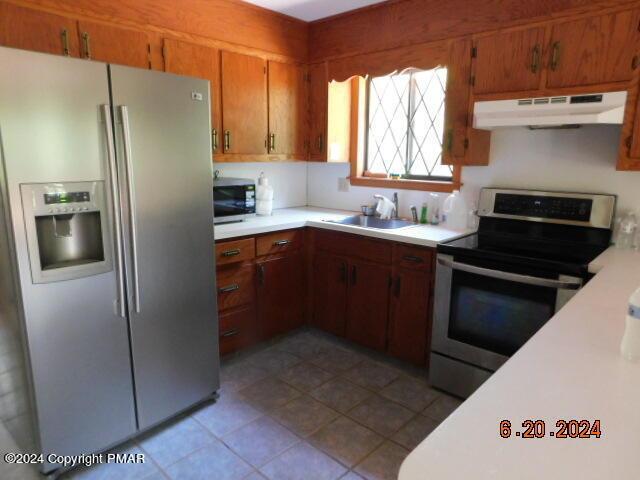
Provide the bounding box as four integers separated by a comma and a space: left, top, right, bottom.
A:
0, 47, 136, 469
109, 65, 219, 428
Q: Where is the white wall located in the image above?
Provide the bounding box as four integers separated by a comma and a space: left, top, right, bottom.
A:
214, 126, 640, 219
213, 161, 308, 209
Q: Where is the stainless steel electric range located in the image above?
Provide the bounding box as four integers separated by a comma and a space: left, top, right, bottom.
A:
430, 188, 616, 398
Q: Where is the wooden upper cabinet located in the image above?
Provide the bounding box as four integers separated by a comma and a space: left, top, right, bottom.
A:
77, 20, 149, 68
308, 62, 329, 161
0, 2, 79, 57
221, 51, 268, 156
546, 9, 640, 89
473, 27, 546, 94
268, 61, 307, 157
163, 39, 221, 154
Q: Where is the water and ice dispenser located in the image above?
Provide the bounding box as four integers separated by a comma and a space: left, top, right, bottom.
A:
20, 182, 113, 283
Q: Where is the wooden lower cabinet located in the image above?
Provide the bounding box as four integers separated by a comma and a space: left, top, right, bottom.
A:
345, 260, 391, 351
219, 306, 257, 356
257, 250, 305, 339
311, 253, 348, 336
388, 267, 432, 365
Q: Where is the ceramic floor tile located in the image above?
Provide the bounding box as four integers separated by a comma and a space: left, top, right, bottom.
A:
278, 362, 335, 392
347, 395, 415, 437
246, 349, 303, 375
339, 472, 364, 480
309, 347, 366, 374
238, 378, 302, 412
275, 334, 333, 360
341, 361, 400, 392
220, 361, 271, 393
378, 376, 440, 412
164, 440, 252, 480
222, 417, 300, 468
138, 416, 214, 468
192, 394, 263, 438
391, 415, 439, 450
353, 441, 409, 480
65, 443, 159, 480
243, 471, 267, 480
422, 395, 462, 423
310, 378, 372, 414
260, 442, 347, 480
270, 395, 340, 437
309, 417, 383, 468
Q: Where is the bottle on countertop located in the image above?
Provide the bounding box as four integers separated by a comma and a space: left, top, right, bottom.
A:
442, 190, 468, 230
621, 286, 640, 361
616, 211, 637, 250
255, 172, 273, 216
419, 203, 428, 224
428, 193, 440, 225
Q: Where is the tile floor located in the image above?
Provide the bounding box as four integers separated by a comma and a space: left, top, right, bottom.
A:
0, 328, 462, 480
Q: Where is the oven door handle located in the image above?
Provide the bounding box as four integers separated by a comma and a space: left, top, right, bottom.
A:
437, 257, 582, 290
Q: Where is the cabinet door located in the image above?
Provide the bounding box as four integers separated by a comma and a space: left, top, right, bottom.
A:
546, 9, 640, 89
164, 39, 221, 154
77, 20, 149, 68
388, 269, 432, 365
219, 306, 257, 356
473, 27, 546, 94
221, 51, 268, 155
308, 62, 328, 160
257, 252, 305, 339
312, 254, 348, 336
268, 61, 307, 156
345, 260, 391, 351
0, 2, 79, 57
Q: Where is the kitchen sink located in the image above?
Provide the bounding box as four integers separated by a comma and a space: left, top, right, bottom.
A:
325, 215, 416, 230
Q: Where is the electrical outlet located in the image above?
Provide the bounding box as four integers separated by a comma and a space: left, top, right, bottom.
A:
338, 177, 350, 192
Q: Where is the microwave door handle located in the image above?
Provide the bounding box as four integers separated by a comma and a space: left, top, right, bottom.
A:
101, 105, 127, 318
437, 257, 582, 290
119, 105, 141, 314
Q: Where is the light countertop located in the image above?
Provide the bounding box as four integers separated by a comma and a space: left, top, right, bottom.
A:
214, 207, 470, 247
400, 246, 640, 480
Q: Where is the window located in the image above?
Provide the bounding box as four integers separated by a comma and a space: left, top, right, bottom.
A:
365, 67, 453, 181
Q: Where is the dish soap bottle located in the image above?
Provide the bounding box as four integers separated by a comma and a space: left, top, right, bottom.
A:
621, 286, 640, 361
256, 172, 273, 216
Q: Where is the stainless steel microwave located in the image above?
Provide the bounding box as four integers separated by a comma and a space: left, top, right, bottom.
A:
213, 177, 256, 224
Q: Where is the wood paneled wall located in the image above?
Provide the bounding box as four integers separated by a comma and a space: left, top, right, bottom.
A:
308, 0, 638, 62
12, 0, 308, 61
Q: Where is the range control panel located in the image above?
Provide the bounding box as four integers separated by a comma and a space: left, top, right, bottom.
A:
494, 193, 592, 222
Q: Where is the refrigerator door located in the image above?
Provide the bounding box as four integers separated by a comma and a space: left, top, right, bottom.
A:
0, 48, 136, 470
109, 65, 219, 429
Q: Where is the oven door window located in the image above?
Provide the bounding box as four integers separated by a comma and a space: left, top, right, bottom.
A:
449, 270, 557, 357
214, 187, 252, 216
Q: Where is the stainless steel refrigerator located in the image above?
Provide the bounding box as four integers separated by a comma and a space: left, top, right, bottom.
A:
0, 46, 219, 473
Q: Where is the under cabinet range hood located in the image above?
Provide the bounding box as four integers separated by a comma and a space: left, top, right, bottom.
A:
473, 91, 627, 130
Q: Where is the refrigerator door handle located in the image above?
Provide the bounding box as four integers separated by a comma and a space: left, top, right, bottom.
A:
119, 105, 141, 314
101, 104, 127, 318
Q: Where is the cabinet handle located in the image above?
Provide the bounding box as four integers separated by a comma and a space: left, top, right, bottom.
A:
269, 133, 276, 152
550, 41, 561, 71
633, 55, 640, 70
317, 135, 324, 153
402, 254, 424, 263
81, 32, 91, 59
221, 328, 240, 338
531, 44, 541, 73
446, 129, 454, 153
351, 265, 357, 286
225, 130, 231, 151
61, 29, 70, 56
221, 248, 240, 257
218, 284, 239, 294
258, 264, 265, 286
273, 239, 290, 246
212, 128, 218, 152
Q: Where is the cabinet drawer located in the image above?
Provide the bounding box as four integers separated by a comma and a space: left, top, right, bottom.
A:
394, 245, 434, 272
219, 306, 256, 356
314, 229, 392, 264
256, 229, 303, 256
216, 264, 255, 311
216, 238, 255, 266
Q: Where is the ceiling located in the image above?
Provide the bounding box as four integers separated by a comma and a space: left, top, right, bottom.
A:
243, 0, 386, 22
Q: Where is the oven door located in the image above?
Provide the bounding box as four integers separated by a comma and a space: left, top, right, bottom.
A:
432, 254, 582, 372
213, 185, 255, 222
